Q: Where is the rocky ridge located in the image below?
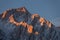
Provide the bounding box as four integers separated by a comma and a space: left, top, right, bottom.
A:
0, 7, 60, 40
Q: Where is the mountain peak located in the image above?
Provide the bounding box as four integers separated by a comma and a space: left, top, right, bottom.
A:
0, 7, 53, 28
0, 7, 60, 40
1, 7, 29, 21
16, 7, 27, 13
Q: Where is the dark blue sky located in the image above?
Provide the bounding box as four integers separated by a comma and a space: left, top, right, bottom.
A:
0, 0, 60, 26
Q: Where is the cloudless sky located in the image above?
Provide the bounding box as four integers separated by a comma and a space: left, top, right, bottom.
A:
0, 0, 60, 26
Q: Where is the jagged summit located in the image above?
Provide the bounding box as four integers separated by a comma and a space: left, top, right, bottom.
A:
1, 7, 28, 18
0, 7, 60, 40
16, 7, 28, 13
0, 7, 53, 28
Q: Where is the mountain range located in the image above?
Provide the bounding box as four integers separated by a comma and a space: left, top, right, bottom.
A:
0, 7, 60, 40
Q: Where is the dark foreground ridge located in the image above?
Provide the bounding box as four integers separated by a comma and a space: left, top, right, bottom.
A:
0, 7, 60, 40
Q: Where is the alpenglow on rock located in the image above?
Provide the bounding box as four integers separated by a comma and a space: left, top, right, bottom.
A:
0, 7, 60, 40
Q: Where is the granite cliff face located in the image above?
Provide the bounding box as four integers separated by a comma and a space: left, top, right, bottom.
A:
0, 7, 60, 40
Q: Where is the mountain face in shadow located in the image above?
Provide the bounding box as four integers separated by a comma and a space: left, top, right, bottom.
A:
0, 7, 60, 40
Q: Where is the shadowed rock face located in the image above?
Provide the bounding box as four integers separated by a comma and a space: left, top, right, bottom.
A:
0, 7, 60, 40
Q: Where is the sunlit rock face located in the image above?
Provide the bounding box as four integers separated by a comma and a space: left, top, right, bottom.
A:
0, 7, 60, 40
